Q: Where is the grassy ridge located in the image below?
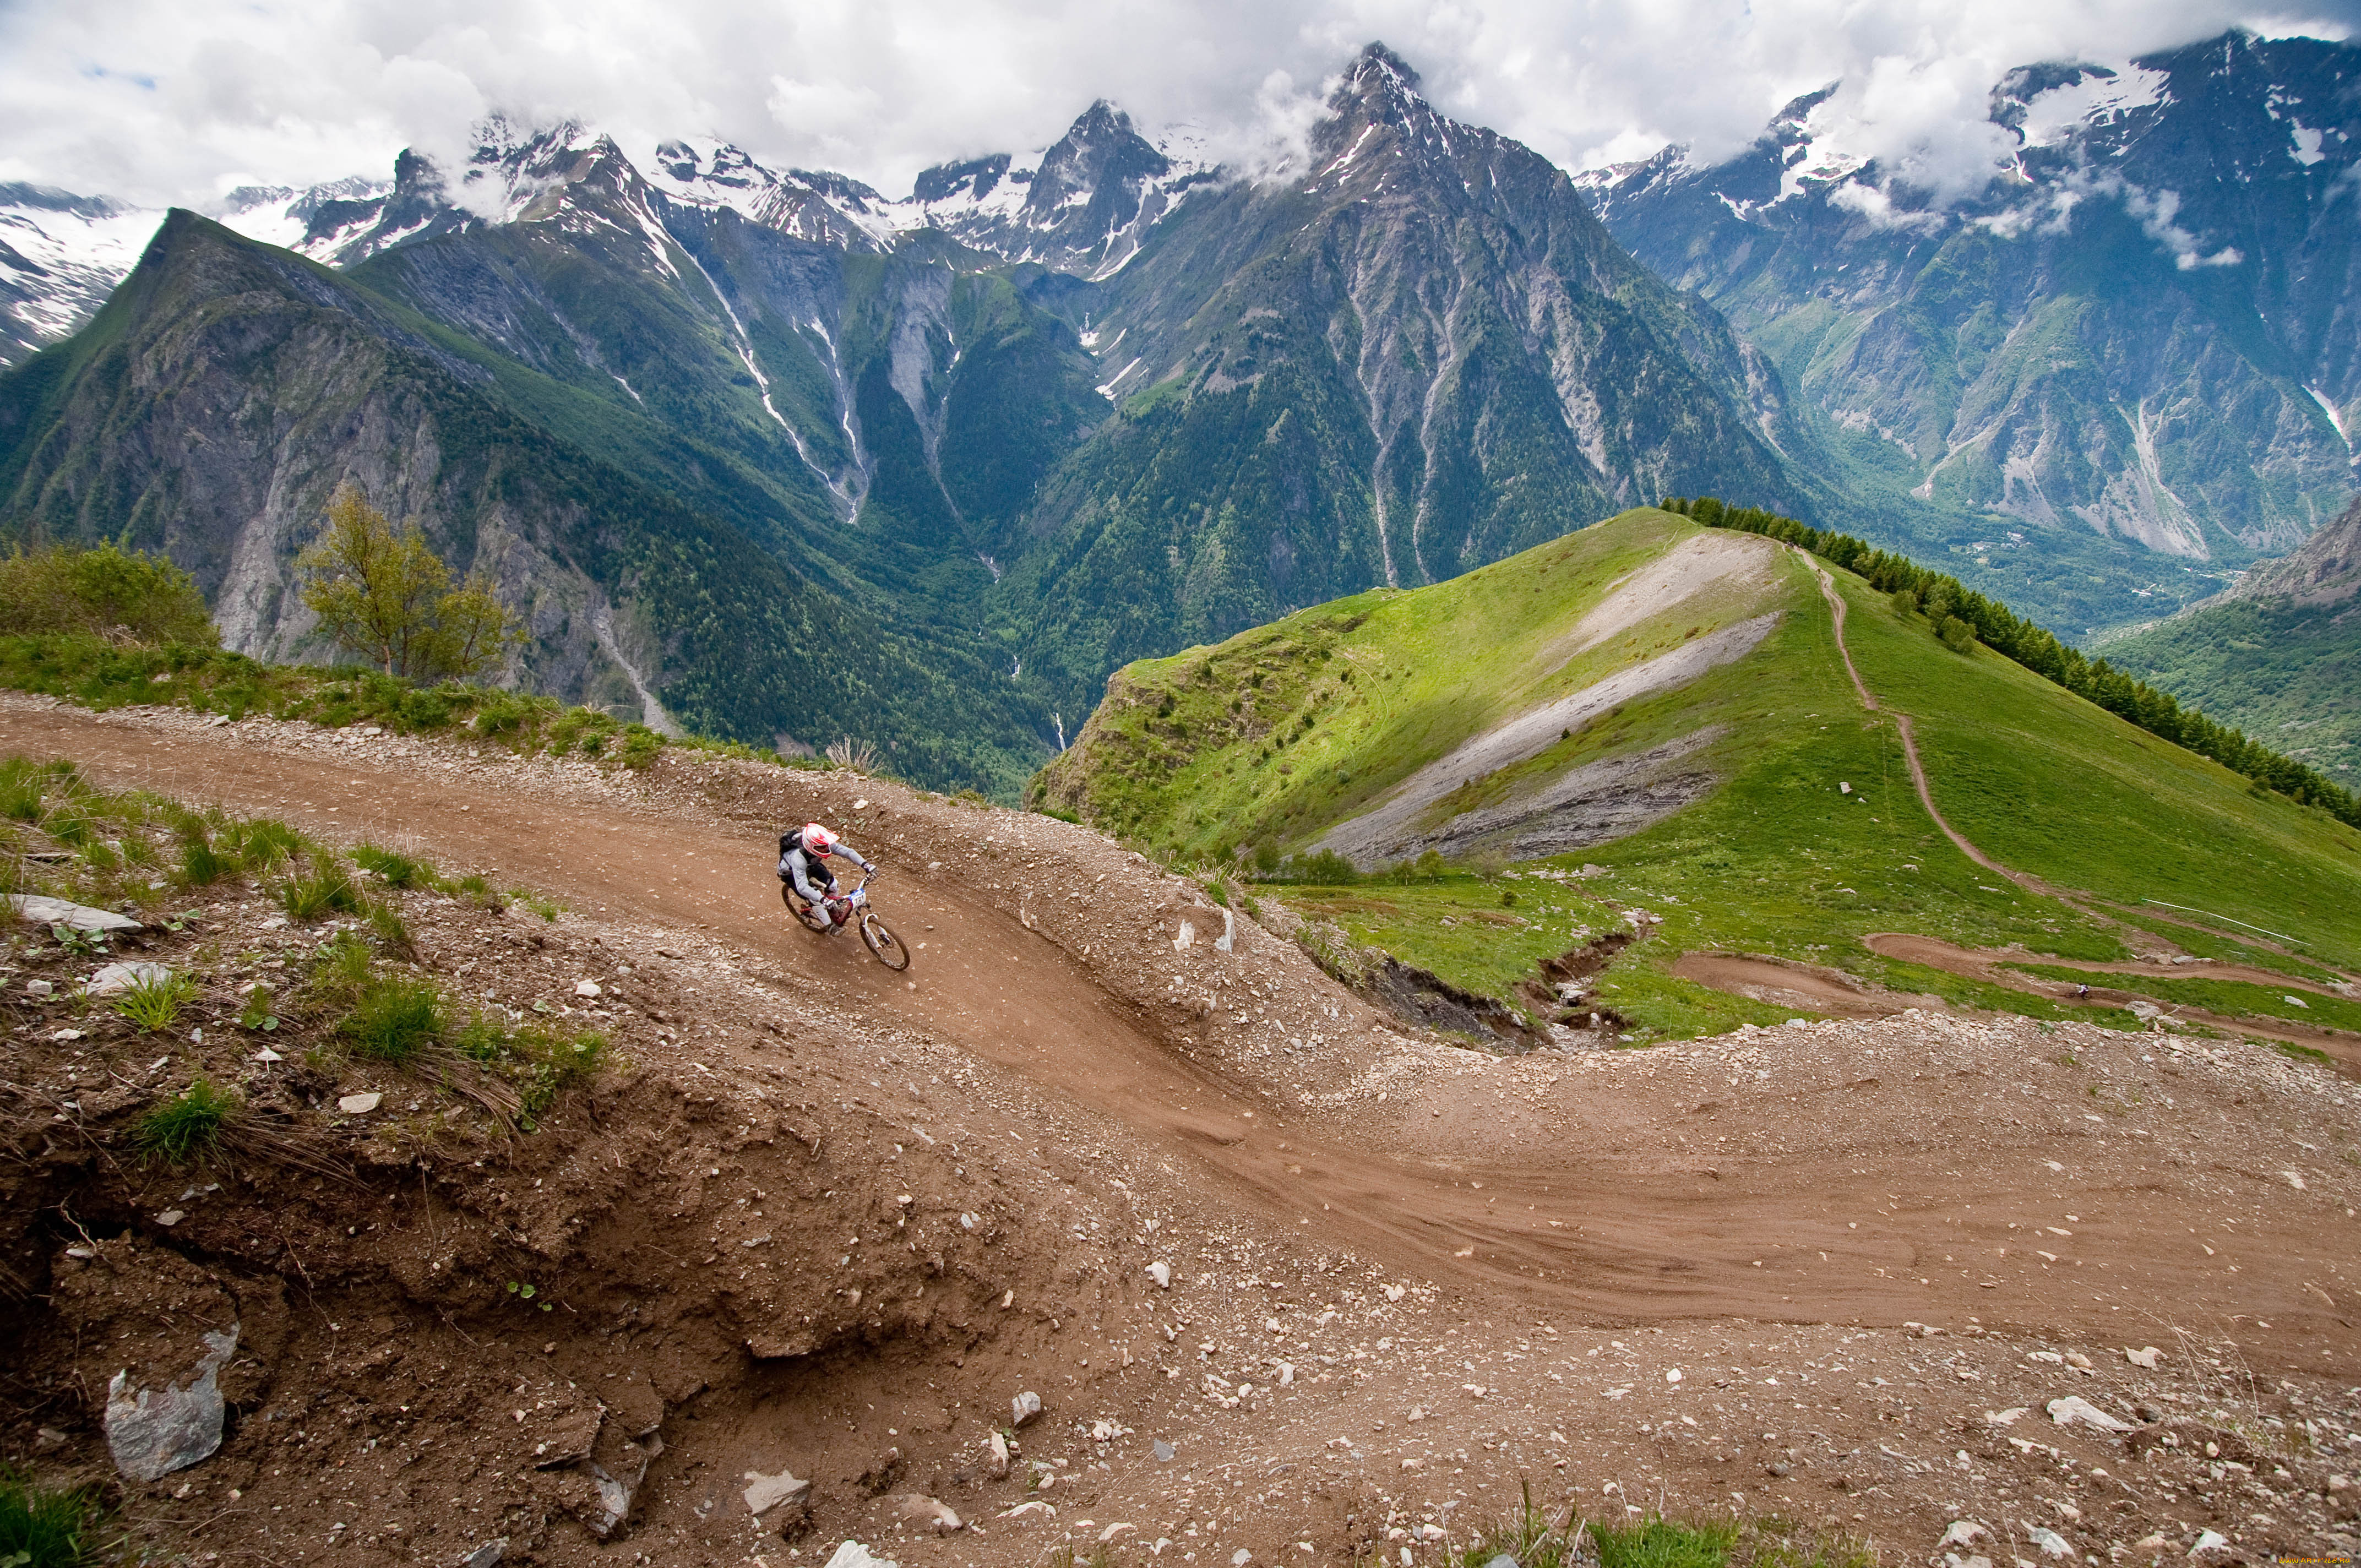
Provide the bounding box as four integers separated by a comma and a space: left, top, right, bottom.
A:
1044, 508, 2361, 1040
1665, 496, 2361, 827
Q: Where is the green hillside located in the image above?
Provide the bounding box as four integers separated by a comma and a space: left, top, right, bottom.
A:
2094, 503, 2361, 792
1037, 508, 2361, 1041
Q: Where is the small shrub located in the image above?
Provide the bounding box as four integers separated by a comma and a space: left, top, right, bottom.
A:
0, 1464, 100, 1568
279, 858, 363, 922
471, 693, 532, 737
1937, 614, 1977, 654
339, 977, 444, 1064
1282, 850, 1360, 886
134, 1078, 238, 1166
113, 972, 197, 1033
617, 725, 663, 770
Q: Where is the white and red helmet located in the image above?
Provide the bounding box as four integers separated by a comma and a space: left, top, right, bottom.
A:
801, 823, 836, 855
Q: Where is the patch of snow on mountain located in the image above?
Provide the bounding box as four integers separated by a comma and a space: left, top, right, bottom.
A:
0, 186, 164, 349
2015, 66, 2168, 149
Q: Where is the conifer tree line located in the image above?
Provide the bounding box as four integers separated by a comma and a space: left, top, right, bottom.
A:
1660, 496, 2361, 831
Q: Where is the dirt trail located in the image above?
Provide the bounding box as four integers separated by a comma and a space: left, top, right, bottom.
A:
7, 700, 2358, 1373
1802, 556, 2055, 900
1668, 951, 1933, 1019
1865, 932, 2361, 1072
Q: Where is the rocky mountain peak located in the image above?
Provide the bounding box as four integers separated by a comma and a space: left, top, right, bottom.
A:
2221, 496, 2361, 609
1026, 100, 1169, 219
1336, 41, 1422, 103
910, 154, 1014, 206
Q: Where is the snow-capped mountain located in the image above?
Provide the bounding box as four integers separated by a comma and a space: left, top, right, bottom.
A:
0, 184, 165, 366
901, 101, 1217, 275
1577, 28, 2361, 619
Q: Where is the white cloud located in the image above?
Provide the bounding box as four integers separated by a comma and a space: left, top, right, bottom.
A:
0, 0, 2355, 209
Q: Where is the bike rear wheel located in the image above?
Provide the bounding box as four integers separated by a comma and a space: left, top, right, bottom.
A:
860, 913, 910, 971
782, 881, 833, 934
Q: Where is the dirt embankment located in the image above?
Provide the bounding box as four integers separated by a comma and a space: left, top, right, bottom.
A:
5, 694, 2360, 1566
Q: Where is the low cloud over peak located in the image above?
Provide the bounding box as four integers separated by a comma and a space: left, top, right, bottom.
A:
1, 0, 2354, 210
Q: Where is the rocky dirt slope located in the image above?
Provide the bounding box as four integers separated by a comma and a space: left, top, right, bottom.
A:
3, 693, 2358, 1566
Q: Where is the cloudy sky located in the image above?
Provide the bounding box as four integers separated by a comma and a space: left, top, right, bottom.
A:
3, 0, 2357, 208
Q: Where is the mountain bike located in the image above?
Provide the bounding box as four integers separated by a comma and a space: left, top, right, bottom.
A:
782, 869, 909, 971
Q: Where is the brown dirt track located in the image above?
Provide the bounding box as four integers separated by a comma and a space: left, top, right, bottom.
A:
6, 694, 2360, 1565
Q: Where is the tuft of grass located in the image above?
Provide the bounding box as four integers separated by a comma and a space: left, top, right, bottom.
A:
506, 889, 562, 923
1584, 1518, 1736, 1568
134, 1078, 238, 1167
365, 896, 413, 954
176, 832, 229, 887
339, 976, 444, 1065
452, 874, 504, 912
0, 1466, 100, 1568
0, 758, 49, 823
350, 842, 434, 888
278, 857, 363, 922
112, 972, 197, 1033
455, 1013, 608, 1119
224, 816, 304, 872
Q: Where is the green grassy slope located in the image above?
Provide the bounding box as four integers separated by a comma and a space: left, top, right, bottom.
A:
2095, 597, 2361, 791
1039, 507, 2361, 1039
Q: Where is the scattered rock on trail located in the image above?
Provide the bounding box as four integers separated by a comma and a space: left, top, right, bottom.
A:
2125, 1345, 2162, 1369
7, 892, 141, 932
460, 1539, 506, 1568
104, 1325, 239, 1482
986, 1433, 1010, 1478
1011, 1390, 1042, 1427
889, 1494, 963, 1533
580, 1446, 650, 1539
2046, 1395, 2134, 1433
337, 1091, 382, 1114
745, 1467, 813, 1516
823, 1543, 897, 1568
1147, 1260, 1172, 1289
85, 961, 171, 996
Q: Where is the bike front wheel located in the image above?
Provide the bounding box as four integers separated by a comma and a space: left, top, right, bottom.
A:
860, 913, 911, 971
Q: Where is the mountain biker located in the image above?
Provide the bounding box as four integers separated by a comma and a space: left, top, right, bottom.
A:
779, 822, 876, 932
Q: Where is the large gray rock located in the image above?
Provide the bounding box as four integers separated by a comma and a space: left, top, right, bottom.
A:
822, 1543, 897, 1568
104, 1325, 238, 1482
744, 1467, 812, 1516
10, 895, 141, 933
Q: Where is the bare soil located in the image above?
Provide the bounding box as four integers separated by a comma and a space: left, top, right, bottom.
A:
4, 694, 2359, 1568
1666, 955, 1936, 1021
